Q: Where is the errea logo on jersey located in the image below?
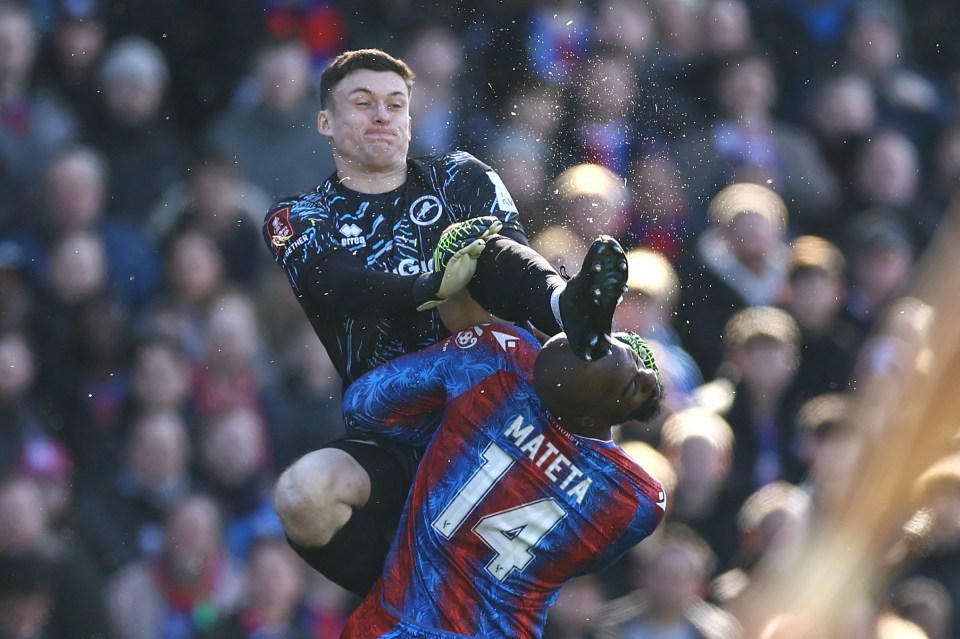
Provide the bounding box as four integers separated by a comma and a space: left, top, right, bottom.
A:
339, 223, 366, 249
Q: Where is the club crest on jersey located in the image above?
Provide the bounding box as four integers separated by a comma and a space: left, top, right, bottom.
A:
409, 195, 444, 226
455, 329, 479, 349
268, 206, 294, 254
339, 223, 366, 249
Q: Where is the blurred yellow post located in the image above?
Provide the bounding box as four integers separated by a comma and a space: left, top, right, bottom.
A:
730, 196, 960, 638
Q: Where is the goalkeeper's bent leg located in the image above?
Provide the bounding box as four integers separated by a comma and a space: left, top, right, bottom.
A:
277, 439, 415, 597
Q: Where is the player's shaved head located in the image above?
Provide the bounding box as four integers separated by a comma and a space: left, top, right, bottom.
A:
534, 334, 662, 429
535, 336, 601, 416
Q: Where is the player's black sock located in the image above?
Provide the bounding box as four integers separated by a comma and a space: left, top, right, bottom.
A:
286, 505, 393, 597
469, 235, 566, 334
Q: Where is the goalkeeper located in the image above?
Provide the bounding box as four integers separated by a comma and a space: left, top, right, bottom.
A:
263, 48, 628, 596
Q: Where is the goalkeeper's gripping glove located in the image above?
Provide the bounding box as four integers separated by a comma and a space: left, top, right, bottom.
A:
413, 216, 504, 311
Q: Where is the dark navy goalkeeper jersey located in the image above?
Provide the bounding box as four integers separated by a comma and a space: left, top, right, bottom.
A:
262, 151, 522, 387
339, 324, 666, 638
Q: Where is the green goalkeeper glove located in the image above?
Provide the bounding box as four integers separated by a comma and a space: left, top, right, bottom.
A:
413, 216, 504, 311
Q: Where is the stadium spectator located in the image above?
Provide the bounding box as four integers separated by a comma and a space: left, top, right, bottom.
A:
86, 36, 189, 222
34, 1, 108, 134
782, 235, 861, 401
711, 481, 811, 610
0, 473, 113, 639
792, 392, 862, 518
895, 453, 960, 639
197, 536, 324, 639
593, 524, 739, 639
204, 36, 335, 200
677, 46, 840, 229
146, 152, 272, 288
659, 407, 741, 572
549, 162, 631, 244
0, 3, 78, 230
673, 182, 792, 379
105, 493, 245, 639
195, 407, 284, 561
626, 151, 697, 259
843, 0, 949, 154
264, 318, 344, 471
887, 576, 953, 639
76, 410, 194, 574
138, 228, 228, 360
839, 208, 917, 340
10, 144, 161, 311
616, 247, 703, 417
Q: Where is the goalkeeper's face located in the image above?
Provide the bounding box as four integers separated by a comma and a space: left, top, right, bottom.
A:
318, 68, 412, 172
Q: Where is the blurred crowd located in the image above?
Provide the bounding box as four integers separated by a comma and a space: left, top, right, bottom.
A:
1, 0, 960, 638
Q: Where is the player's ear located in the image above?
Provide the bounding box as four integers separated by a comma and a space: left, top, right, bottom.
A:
318, 110, 332, 138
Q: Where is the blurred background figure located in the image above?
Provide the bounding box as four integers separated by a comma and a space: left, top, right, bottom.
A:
844, 129, 926, 245
0, 330, 64, 476
204, 36, 334, 200
713, 307, 805, 506
916, 122, 960, 247
0, 243, 35, 335
77, 409, 194, 574
35, 1, 108, 134
86, 36, 188, 222
712, 481, 811, 611
593, 523, 739, 639
400, 22, 468, 157
894, 454, 960, 639
677, 46, 840, 229
792, 392, 862, 519
782, 235, 861, 402
0, 473, 113, 639
196, 407, 283, 562
658, 407, 741, 573
542, 575, 606, 639
886, 576, 952, 639
840, 209, 917, 343
138, 228, 227, 360
192, 290, 275, 429
197, 536, 325, 639
105, 493, 244, 639
626, 152, 696, 260
804, 69, 879, 194
0, 551, 57, 639
121, 334, 199, 444
750, 0, 862, 119
553, 48, 645, 179
842, 0, 948, 156
616, 247, 703, 415
674, 182, 792, 380
9, 144, 161, 312
485, 80, 561, 233
265, 318, 343, 471
548, 162, 631, 245
147, 151, 272, 289
0, 3, 78, 231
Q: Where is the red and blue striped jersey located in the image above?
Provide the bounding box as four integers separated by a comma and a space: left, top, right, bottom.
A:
340, 323, 666, 638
